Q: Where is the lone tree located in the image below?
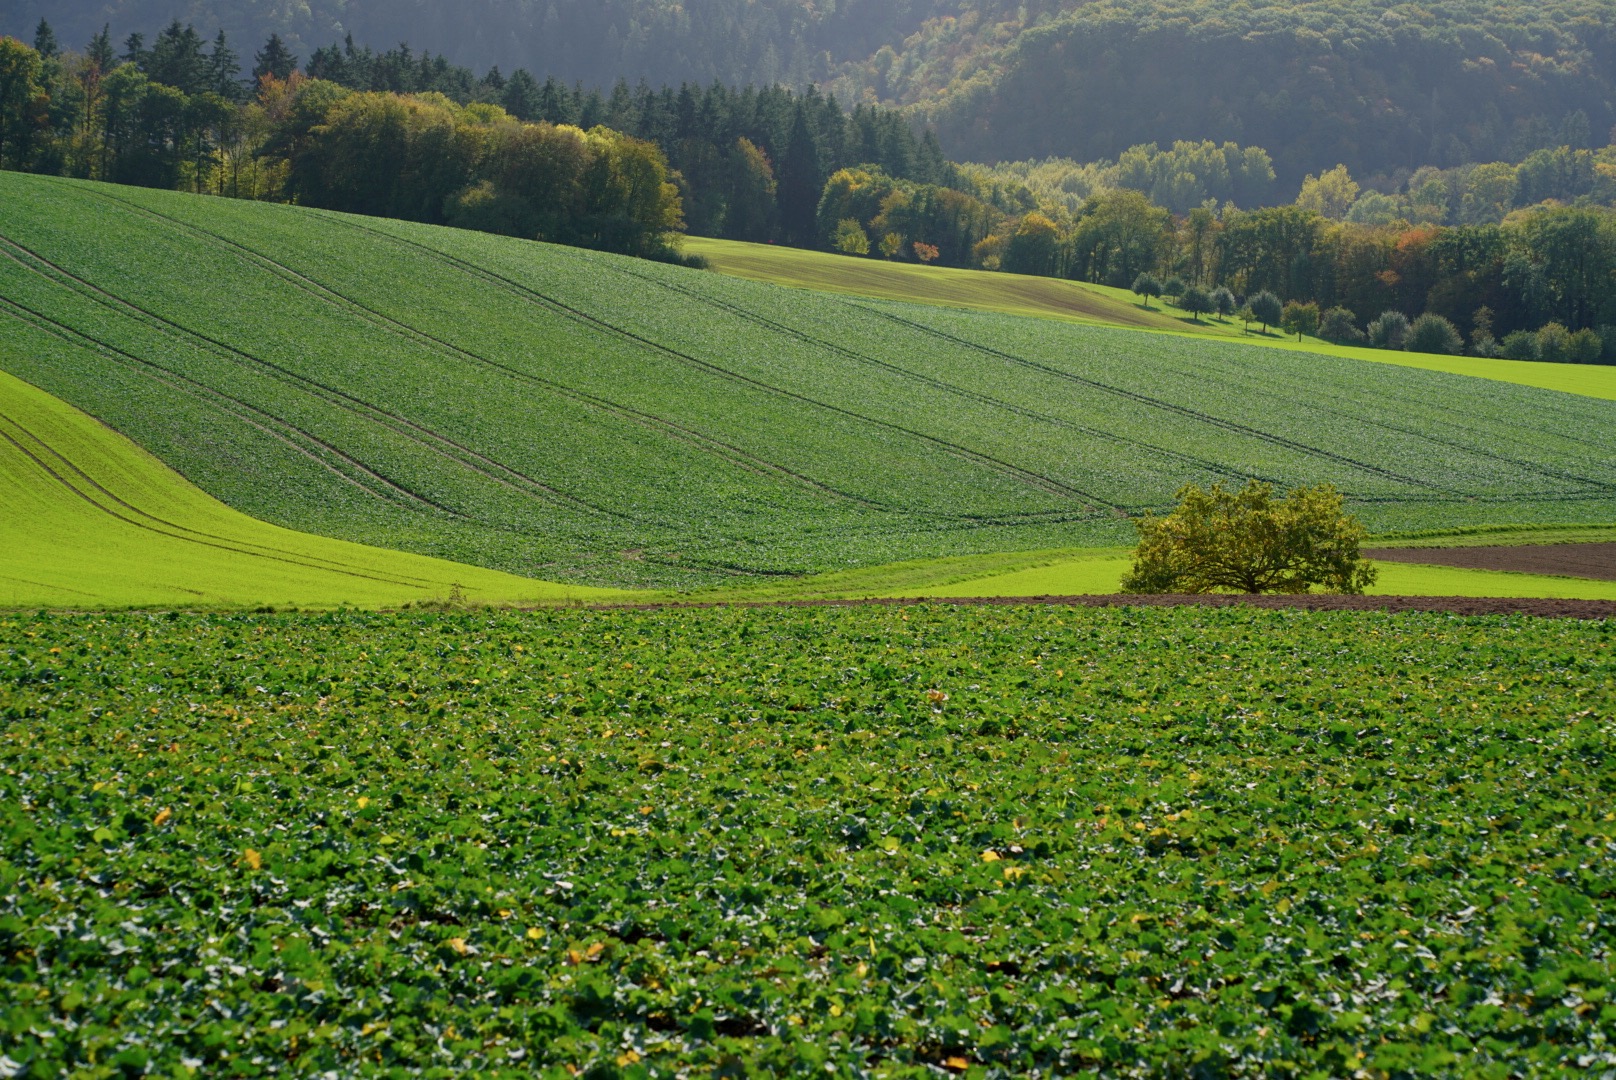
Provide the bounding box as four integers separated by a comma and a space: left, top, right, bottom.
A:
1281, 300, 1319, 341
1131, 271, 1163, 308
1211, 286, 1236, 320
1179, 283, 1212, 322
1121, 480, 1378, 595
1249, 290, 1283, 334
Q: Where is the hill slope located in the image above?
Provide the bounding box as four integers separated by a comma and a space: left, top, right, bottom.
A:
0, 367, 628, 608
3, 173, 1615, 589
685, 236, 1616, 402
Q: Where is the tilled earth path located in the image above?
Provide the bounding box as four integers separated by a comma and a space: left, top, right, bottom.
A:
608, 593, 1616, 619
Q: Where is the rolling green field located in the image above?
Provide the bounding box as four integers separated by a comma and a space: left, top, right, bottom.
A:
0, 367, 627, 610
3, 606, 1612, 1076
4, 173, 1616, 593
3, 354, 1607, 610
686, 236, 1616, 403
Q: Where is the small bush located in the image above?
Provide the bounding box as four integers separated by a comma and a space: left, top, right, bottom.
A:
1319, 306, 1364, 343
1536, 321, 1573, 363
1405, 313, 1464, 355
1500, 330, 1540, 361
1367, 310, 1410, 350
1570, 328, 1604, 364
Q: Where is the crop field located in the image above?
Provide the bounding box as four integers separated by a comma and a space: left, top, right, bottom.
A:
2, 606, 1613, 1076
0, 367, 627, 610
680, 236, 1189, 332
4, 173, 1616, 591
686, 237, 1616, 404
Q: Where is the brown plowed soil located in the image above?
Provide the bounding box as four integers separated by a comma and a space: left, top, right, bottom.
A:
1365, 542, 1616, 580
599, 594, 1616, 619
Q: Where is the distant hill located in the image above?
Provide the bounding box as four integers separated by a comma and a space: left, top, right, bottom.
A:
7, 1, 1614, 186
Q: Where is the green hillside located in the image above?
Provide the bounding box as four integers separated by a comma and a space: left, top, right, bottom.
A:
687, 236, 1616, 402
0, 367, 628, 609
4, 172, 1616, 590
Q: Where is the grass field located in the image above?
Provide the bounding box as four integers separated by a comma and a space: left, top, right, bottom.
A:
686, 236, 1616, 403
3, 606, 1611, 1076
679, 541, 1616, 604
4, 172, 1616, 594
0, 367, 628, 610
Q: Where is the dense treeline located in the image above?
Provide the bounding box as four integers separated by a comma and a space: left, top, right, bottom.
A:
0, 22, 955, 255
10, 1, 1616, 189
0, 0, 956, 93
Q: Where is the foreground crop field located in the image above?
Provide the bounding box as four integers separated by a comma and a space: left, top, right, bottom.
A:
0, 368, 627, 610
2, 607, 1613, 1077
4, 173, 1616, 589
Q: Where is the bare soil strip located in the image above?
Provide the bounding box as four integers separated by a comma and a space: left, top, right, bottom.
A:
598, 594, 1616, 619
1365, 542, 1616, 581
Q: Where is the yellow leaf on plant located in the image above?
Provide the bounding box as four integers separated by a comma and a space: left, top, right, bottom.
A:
981, 850, 1001, 862
616, 1051, 641, 1066
153, 808, 172, 827
586, 941, 606, 959
945, 1057, 970, 1071
447, 937, 470, 956
357, 796, 370, 809
243, 849, 262, 871
527, 927, 544, 940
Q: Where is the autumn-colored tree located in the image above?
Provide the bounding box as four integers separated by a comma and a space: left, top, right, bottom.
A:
1122, 481, 1377, 595
833, 217, 869, 255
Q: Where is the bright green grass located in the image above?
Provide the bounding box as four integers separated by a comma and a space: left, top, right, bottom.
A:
5, 173, 1616, 592
688, 235, 1616, 402
0, 368, 629, 610
691, 550, 1616, 602
899, 556, 1616, 601
4, 608, 1612, 1075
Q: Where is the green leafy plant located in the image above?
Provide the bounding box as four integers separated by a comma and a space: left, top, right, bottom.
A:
1122, 480, 1378, 594
1, 606, 1612, 1076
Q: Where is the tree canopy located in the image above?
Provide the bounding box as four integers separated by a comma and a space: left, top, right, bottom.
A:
1122, 481, 1378, 595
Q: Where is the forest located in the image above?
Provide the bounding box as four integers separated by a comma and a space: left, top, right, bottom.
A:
5, 18, 1616, 361
8, 1, 1616, 187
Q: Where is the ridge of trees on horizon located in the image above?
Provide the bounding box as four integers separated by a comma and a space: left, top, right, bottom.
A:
10, 0, 1616, 189
4, 20, 1616, 363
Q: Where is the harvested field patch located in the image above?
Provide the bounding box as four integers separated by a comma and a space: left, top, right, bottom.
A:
1367, 542, 1616, 581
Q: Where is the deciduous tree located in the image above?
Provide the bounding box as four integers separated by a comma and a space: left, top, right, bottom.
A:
1122, 481, 1377, 595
